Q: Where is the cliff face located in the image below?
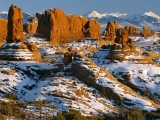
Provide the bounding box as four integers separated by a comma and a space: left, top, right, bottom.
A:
36, 8, 102, 45
0, 18, 8, 42
7, 4, 26, 43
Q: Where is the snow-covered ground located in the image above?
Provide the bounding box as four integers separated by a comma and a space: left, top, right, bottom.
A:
0, 35, 159, 116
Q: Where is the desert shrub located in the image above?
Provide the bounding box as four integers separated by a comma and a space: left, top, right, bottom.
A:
0, 102, 13, 116
0, 112, 3, 120
125, 107, 144, 120
72, 81, 77, 86
99, 87, 107, 97
4, 92, 18, 100
143, 89, 151, 97
54, 112, 66, 120
58, 74, 64, 77
149, 94, 157, 103
144, 109, 160, 119
64, 109, 88, 120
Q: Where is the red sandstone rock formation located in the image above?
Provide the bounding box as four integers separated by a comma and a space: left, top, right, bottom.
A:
49, 8, 71, 44
84, 19, 102, 40
7, 4, 26, 43
115, 28, 136, 49
142, 26, 154, 38
115, 28, 129, 44
103, 21, 118, 43
0, 5, 41, 61
124, 25, 140, 36
36, 12, 49, 37
63, 48, 77, 65
36, 8, 102, 44
24, 16, 38, 35
0, 18, 8, 42
67, 15, 86, 41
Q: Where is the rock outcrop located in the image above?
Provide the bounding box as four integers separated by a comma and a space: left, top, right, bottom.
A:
7, 4, 26, 43
36, 12, 49, 37
124, 25, 140, 36
0, 42, 41, 61
36, 8, 101, 45
141, 26, 154, 38
0, 18, 8, 42
49, 8, 71, 44
107, 28, 137, 61
24, 16, 38, 35
84, 19, 102, 40
115, 28, 136, 49
67, 15, 87, 41
0, 5, 41, 61
70, 54, 159, 109
103, 21, 118, 43
63, 48, 76, 66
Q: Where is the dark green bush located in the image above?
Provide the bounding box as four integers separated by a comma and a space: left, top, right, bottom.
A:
4, 92, 18, 100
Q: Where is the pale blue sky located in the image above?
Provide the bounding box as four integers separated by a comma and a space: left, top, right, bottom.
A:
0, 0, 160, 15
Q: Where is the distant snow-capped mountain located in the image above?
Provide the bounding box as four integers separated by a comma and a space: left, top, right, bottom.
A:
83, 11, 160, 32
0, 11, 34, 23
0, 11, 8, 19
83, 10, 127, 19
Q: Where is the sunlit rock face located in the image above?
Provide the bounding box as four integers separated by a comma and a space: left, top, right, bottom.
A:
103, 21, 118, 44
124, 25, 140, 36
0, 18, 8, 42
141, 26, 154, 38
36, 8, 102, 45
0, 5, 42, 61
7, 4, 26, 43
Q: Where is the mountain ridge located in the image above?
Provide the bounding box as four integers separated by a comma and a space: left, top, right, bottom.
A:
83, 10, 160, 31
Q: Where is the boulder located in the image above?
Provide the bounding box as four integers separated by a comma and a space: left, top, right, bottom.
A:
63, 48, 76, 65
7, 4, 26, 43
124, 25, 140, 36
24, 16, 38, 35
0, 18, 8, 42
